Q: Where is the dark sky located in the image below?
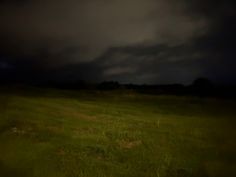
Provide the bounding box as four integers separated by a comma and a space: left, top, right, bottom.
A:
0, 0, 235, 84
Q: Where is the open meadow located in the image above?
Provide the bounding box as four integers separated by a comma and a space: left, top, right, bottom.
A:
0, 87, 236, 177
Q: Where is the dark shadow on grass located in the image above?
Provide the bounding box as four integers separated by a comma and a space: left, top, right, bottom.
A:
0, 161, 30, 177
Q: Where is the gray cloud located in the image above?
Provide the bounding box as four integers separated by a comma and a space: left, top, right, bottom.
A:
0, 0, 235, 84
0, 0, 207, 62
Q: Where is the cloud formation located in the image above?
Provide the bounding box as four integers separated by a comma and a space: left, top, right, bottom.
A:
0, 0, 235, 84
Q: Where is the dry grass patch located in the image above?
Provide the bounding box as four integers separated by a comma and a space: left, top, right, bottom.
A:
117, 139, 142, 149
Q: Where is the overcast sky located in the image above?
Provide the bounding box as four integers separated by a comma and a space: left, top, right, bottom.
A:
0, 0, 235, 84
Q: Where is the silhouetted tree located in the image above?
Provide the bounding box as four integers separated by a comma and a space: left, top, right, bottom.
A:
192, 77, 213, 88
98, 81, 120, 90
190, 77, 214, 96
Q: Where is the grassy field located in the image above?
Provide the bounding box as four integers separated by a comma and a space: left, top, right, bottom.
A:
0, 87, 236, 177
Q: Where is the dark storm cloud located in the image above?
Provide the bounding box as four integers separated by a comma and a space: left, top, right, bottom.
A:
97, 0, 236, 84
94, 43, 205, 84
187, 0, 236, 83
0, 0, 235, 84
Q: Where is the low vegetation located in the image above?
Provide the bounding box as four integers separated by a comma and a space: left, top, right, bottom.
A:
0, 87, 235, 177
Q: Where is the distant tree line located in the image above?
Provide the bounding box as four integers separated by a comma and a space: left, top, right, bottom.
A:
1, 77, 235, 98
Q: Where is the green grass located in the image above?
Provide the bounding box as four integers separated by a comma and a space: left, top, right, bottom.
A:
0, 87, 236, 177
